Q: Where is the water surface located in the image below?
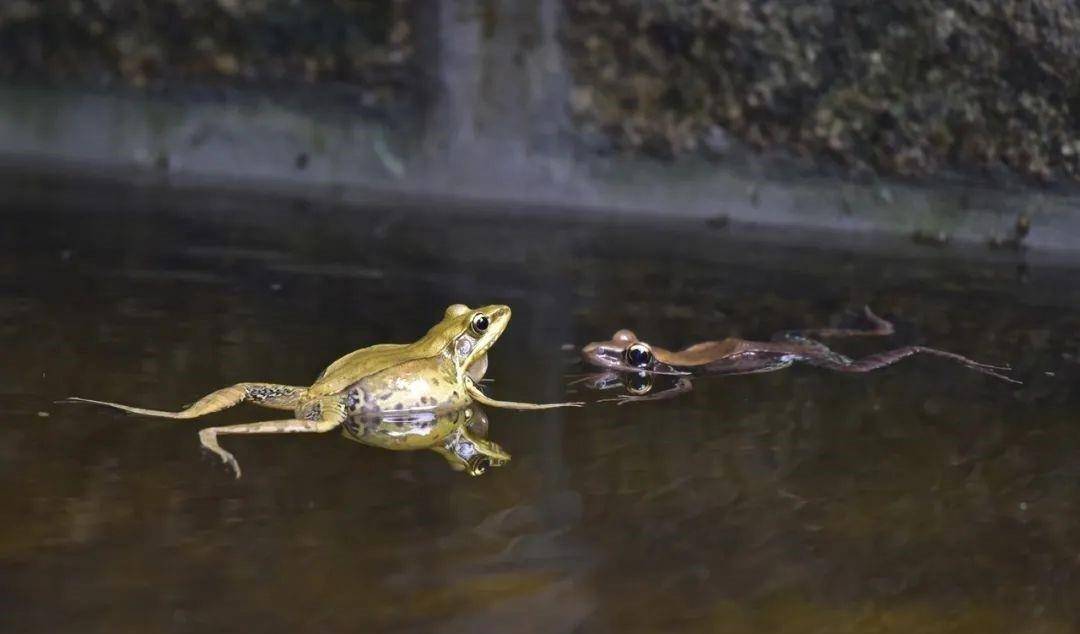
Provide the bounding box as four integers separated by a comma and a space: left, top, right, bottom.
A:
2, 177, 1080, 633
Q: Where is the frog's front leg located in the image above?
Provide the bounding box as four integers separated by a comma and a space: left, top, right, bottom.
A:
600, 377, 694, 405
197, 396, 347, 478
465, 378, 584, 410
64, 383, 307, 419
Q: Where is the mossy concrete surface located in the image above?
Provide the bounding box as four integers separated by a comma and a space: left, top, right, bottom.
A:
1, 1, 1080, 253
0, 0, 414, 107
566, 1, 1080, 182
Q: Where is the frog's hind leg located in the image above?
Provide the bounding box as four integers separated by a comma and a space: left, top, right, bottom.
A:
806, 346, 1020, 384
63, 383, 307, 419
198, 396, 346, 478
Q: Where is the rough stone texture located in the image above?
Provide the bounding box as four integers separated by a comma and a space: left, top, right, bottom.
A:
4, 1, 1080, 250
564, 0, 1080, 182
0, 0, 414, 109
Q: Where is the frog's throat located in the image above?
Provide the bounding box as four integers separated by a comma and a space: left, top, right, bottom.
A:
466, 353, 488, 382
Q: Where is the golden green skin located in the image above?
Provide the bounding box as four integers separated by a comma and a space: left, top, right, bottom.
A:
311, 303, 507, 417
65, 302, 580, 478
342, 405, 510, 475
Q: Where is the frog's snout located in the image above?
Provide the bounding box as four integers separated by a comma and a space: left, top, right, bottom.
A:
467, 452, 509, 476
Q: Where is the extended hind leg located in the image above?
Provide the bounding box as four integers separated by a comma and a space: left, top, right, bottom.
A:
64, 383, 307, 419
808, 346, 1019, 384
198, 396, 346, 478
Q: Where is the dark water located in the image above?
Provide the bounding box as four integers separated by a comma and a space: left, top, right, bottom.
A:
3, 177, 1080, 633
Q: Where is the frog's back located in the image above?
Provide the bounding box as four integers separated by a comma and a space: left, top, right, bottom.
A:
308, 337, 448, 396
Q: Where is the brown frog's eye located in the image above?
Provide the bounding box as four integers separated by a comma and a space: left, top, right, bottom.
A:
625, 371, 653, 395
470, 313, 490, 335
624, 342, 653, 368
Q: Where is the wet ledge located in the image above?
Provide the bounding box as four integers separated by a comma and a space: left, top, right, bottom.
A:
2, 85, 1080, 256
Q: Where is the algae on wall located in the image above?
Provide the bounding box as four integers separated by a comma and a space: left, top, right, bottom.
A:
564, 0, 1080, 182
4, 0, 1080, 186
0, 0, 416, 110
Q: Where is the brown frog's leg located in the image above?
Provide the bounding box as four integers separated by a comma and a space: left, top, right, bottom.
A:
198, 396, 347, 478
804, 346, 1020, 384
698, 351, 799, 376
601, 377, 695, 405
465, 378, 584, 410
63, 383, 307, 419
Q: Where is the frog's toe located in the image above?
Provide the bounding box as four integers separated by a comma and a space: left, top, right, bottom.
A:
225, 456, 243, 479
198, 429, 243, 478
212, 448, 243, 478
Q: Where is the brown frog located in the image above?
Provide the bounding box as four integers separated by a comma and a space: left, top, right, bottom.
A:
580, 307, 1018, 403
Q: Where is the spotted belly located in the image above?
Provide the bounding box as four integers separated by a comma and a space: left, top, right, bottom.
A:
345, 370, 468, 417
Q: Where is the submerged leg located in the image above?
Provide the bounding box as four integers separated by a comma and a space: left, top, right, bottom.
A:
600, 377, 695, 405
63, 383, 307, 419
466, 379, 583, 411
806, 346, 1019, 384
198, 397, 346, 478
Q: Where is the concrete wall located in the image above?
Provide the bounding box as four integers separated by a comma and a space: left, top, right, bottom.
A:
1, 1, 1079, 251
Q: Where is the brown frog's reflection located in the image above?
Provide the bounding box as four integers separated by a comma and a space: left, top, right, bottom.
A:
579, 307, 1018, 404
342, 404, 509, 475
574, 370, 695, 404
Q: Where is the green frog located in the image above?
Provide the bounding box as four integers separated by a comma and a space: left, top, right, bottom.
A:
580, 307, 1018, 403
65, 304, 581, 477
343, 405, 509, 475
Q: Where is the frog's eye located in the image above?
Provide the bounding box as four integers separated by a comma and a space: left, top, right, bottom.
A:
470, 313, 490, 335
624, 342, 653, 368
467, 455, 491, 476
625, 371, 653, 395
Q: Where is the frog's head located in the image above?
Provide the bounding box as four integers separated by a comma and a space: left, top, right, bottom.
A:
434, 408, 511, 476
455, 436, 511, 476
435, 303, 511, 381
581, 329, 684, 375
582, 329, 656, 371
574, 369, 652, 394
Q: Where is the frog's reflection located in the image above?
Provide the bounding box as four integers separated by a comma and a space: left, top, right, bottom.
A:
574, 370, 694, 405
341, 405, 509, 475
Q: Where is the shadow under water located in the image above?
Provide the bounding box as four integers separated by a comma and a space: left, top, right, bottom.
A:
2, 177, 1080, 632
